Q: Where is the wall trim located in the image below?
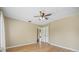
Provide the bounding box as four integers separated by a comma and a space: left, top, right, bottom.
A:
6, 42, 36, 49
48, 42, 79, 52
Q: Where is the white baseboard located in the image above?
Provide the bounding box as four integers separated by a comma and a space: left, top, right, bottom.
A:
6, 42, 36, 49
48, 42, 79, 52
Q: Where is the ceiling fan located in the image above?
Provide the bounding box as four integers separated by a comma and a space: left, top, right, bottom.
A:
34, 11, 52, 20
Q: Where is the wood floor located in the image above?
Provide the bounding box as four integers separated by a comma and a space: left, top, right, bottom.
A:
6, 42, 73, 52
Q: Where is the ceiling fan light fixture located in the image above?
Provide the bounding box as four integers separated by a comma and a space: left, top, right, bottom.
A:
34, 10, 52, 21
39, 17, 45, 20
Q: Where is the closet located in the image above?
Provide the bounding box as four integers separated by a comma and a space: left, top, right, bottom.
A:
0, 11, 6, 52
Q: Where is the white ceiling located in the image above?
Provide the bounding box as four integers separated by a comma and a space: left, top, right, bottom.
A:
2, 7, 79, 25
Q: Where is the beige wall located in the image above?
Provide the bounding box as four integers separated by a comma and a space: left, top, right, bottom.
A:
49, 15, 79, 51
4, 17, 38, 48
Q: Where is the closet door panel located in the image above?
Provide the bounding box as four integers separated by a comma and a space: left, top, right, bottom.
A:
0, 11, 6, 52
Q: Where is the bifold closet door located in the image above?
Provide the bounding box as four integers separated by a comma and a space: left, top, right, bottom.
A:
0, 11, 1, 51
0, 11, 6, 52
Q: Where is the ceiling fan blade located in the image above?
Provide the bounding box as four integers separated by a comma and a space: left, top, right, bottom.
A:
45, 13, 52, 16
34, 16, 40, 17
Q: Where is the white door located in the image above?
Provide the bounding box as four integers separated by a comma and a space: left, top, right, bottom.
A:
0, 12, 1, 51
0, 11, 6, 52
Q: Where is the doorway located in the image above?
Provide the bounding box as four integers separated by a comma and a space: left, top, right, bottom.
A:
37, 26, 49, 44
